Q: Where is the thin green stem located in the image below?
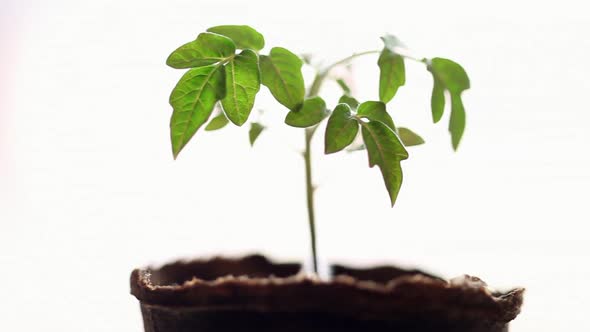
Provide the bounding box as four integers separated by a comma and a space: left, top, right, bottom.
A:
302, 51, 379, 274
303, 73, 322, 274
308, 49, 425, 101
322, 50, 381, 74
392, 47, 428, 64
301, 48, 424, 274
303, 126, 318, 273
310, 50, 380, 96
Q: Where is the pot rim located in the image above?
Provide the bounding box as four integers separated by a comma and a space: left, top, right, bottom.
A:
130, 254, 524, 323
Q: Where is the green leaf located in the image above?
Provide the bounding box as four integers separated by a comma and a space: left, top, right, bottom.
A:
398, 127, 425, 146
324, 103, 359, 154
429, 58, 470, 94
205, 111, 229, 131
260, 47, 305, 111
338, 95, 359, 110
285, 97, 327, 128
428, 58, 470, 149
378, 49, 405, 103
169, 64, 225, 158
360, 120, 408, 167
220, 49, 261, 126
249, 122, 265, 146
166, 32, 236, 69
360, 120, 408, 206
449, 93, 466, 150
357, 101, 395, 130
430, 76, 445, 123
207, 25, 265, 51
336, 79, 351, 94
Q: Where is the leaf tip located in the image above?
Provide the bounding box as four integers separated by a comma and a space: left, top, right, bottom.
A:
324, 144, 333, 155
450, 131, 463, 151
386, 186, 399, 208
387, 186, 400, 208
165, 55, 177, 69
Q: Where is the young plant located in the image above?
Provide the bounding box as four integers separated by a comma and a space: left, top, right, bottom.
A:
166, 25, 470, 273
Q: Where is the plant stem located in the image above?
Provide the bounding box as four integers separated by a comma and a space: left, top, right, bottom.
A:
309, 50, 380, 96
303, 126, 318, 274
304, 73, 322, 274
301, 48, 423, 274
322, 50, 381, 74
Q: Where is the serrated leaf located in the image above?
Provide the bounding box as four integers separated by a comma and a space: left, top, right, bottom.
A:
285, 97, 327, 128
207, 25, 265, 51
336, 79, 351, 94
398, 127, 425, 146
357, 101, 395, 130
166, 32, 236, 69
429, 58, 470, 94
169, 64, 225, 158
324, 104, 358, 154
205, 111, 229, 131
449, 93, 465, 150
220, 49, 260, 126
249, 122, 265, 146
378, 48, 405, 103
360, 120, 408, 206
430, 76, 445, 123
260, 47, 305, 111
338, 95, 359, 110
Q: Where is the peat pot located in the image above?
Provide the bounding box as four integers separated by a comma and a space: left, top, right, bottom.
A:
130, 254, 523, 332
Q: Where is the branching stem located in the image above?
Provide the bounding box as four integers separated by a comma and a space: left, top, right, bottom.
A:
302, 48, 425, 274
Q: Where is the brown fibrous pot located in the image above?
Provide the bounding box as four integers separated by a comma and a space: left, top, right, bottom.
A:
130, 254, 524, 332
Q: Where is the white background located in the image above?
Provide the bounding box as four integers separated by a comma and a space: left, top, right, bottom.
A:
1, 0, 589, 331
